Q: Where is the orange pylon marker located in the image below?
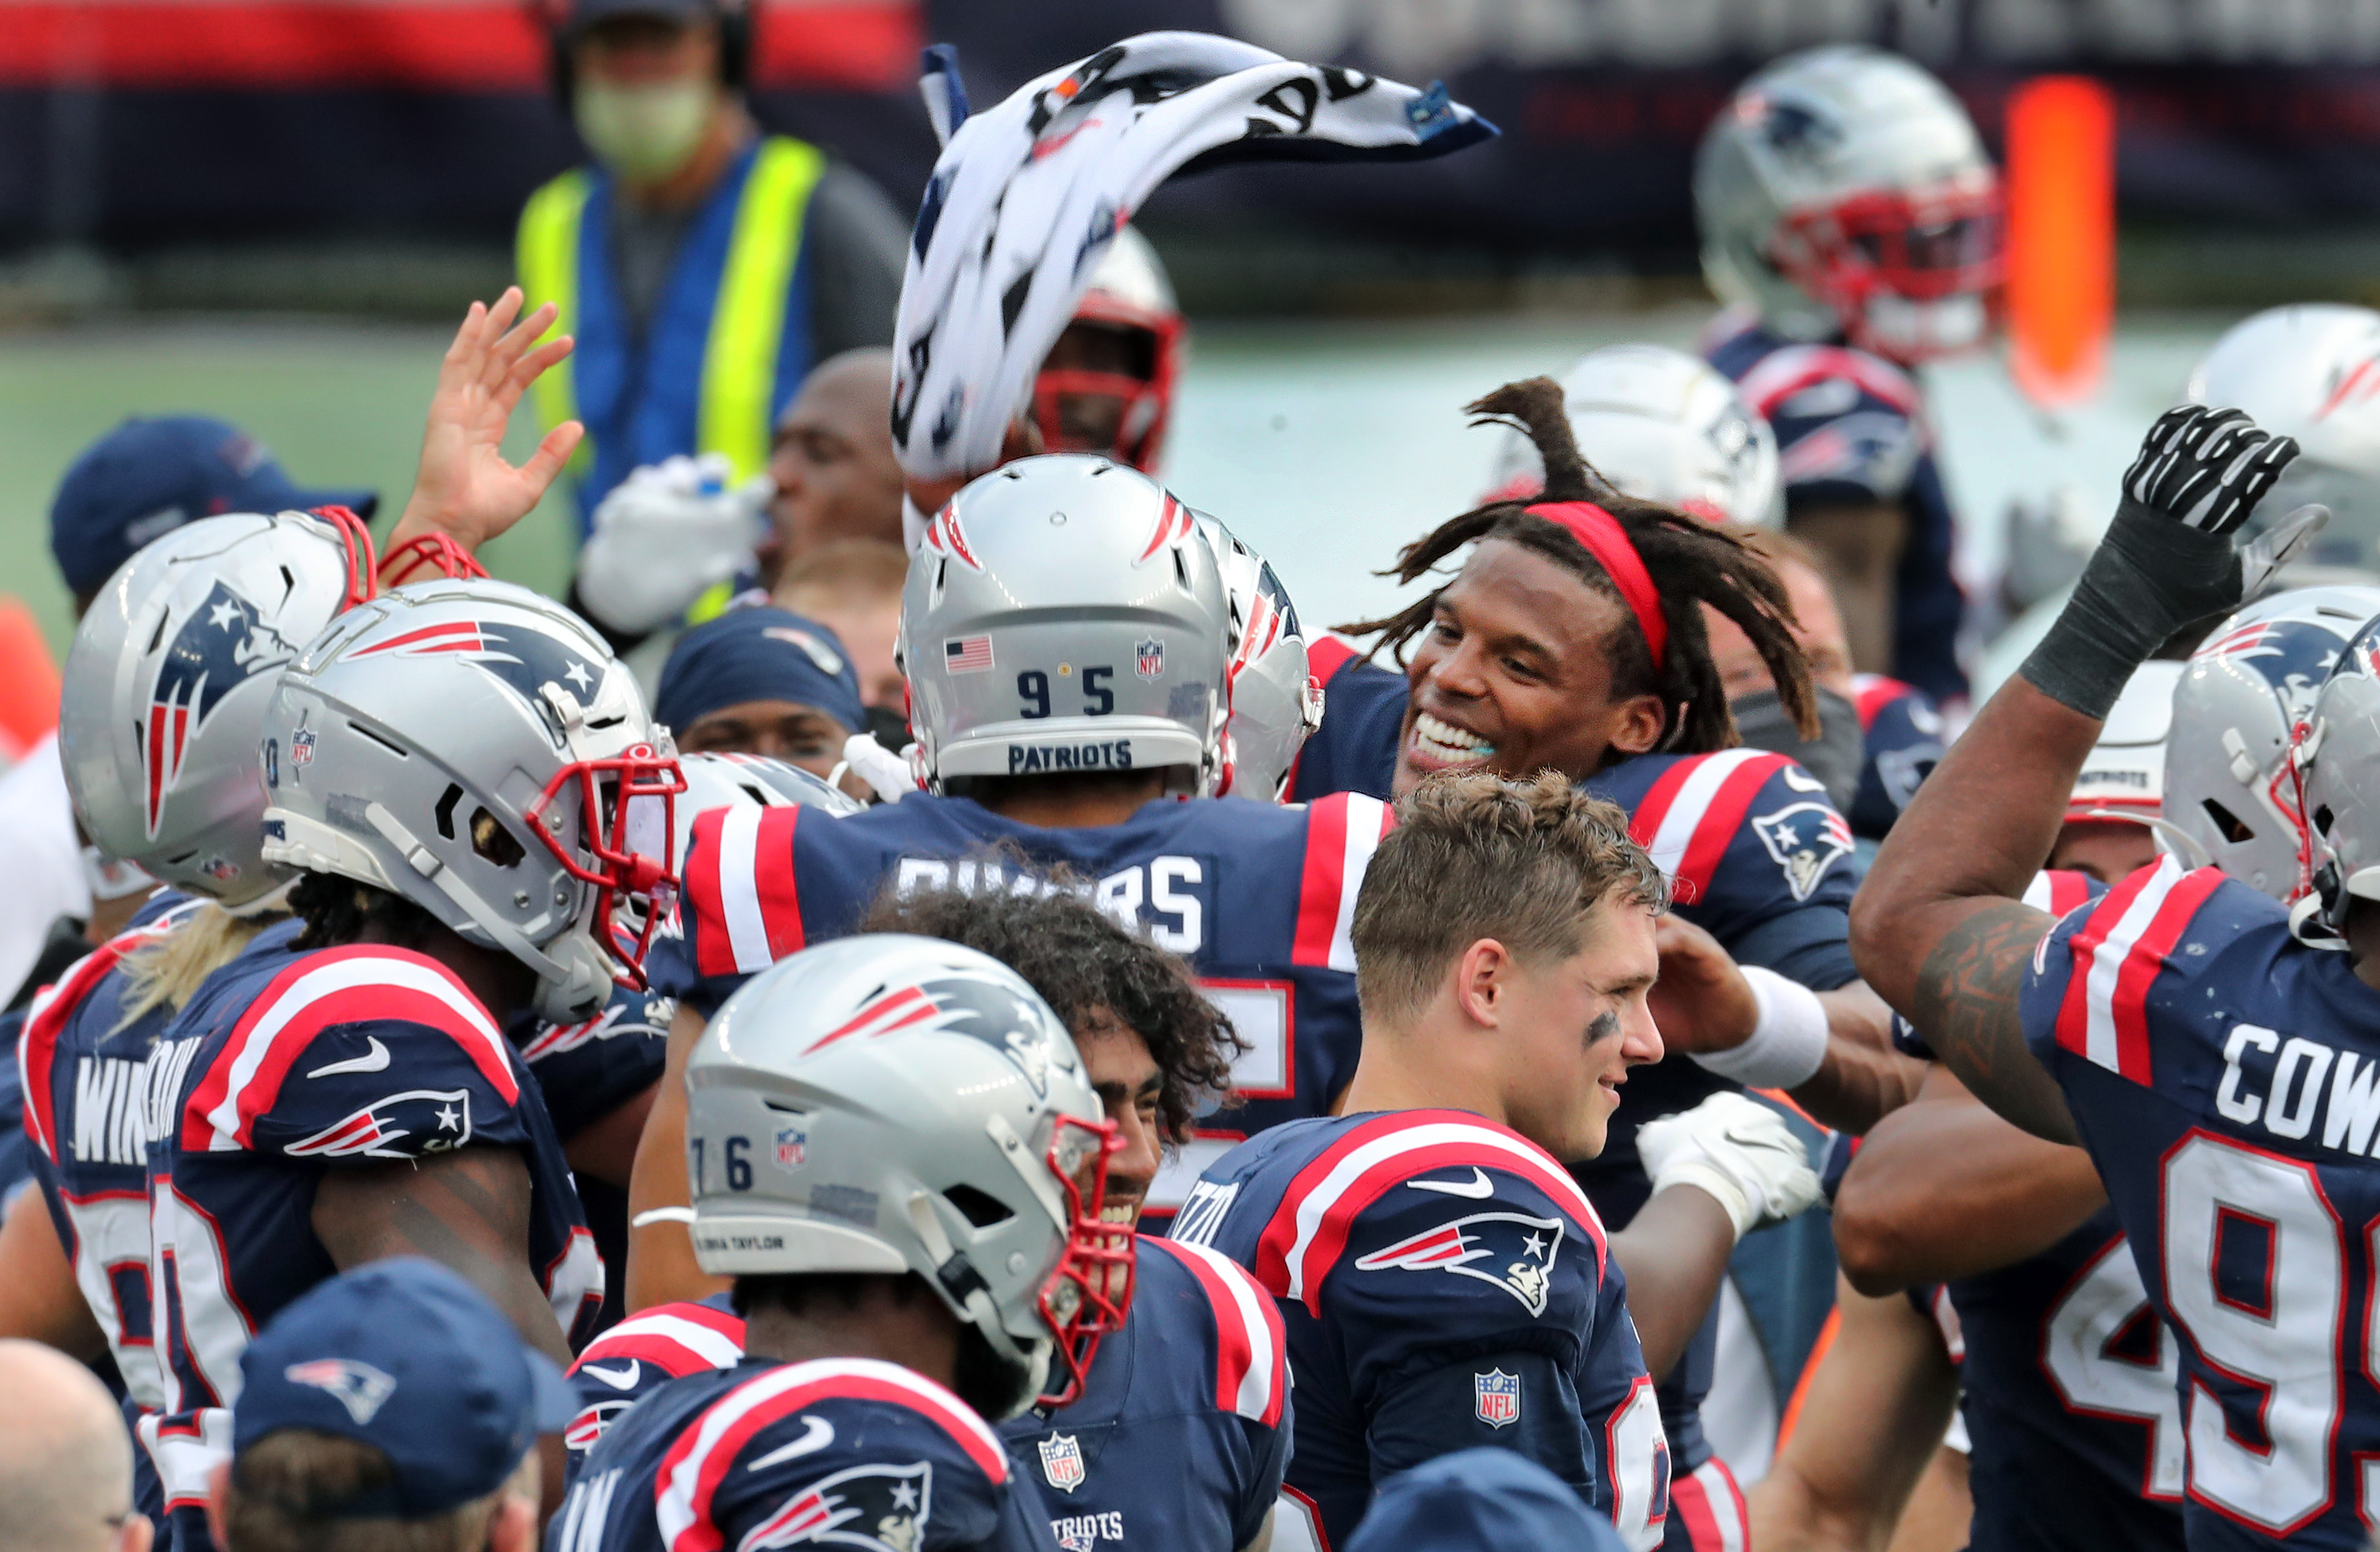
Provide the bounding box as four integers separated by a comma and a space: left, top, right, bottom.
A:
2007, 76, 2116, 409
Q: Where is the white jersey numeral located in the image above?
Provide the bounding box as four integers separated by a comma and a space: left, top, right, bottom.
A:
2160, 1134, 2342, 1533
1605, 1373, 1670, 1552
2039, 1232, 2184, 1500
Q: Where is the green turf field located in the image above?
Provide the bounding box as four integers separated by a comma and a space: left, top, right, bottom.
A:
0, 318, 579, 663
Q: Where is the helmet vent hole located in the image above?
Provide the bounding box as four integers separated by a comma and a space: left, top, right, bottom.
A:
434, 784, 465, 841
276, 565, 296, 600
347, 722, 409, 758
145, 614, 169, 656
2201, 799, 2256, 845
586, 714, 625, 730
471, 808, 526, 868
1172, 548, 1190, 589
2317, 804, 2337, 835
943, 1184, 1014, 1229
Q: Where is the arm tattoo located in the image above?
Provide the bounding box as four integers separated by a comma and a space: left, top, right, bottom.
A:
1911, 901, 2078, 1146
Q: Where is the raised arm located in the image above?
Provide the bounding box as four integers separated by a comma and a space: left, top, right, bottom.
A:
625, 1001, 729, 1312
1832, 1065, 2106, 1295
1851, 406, 2308, 1144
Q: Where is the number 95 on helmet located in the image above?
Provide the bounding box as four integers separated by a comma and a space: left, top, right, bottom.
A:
685, 934, 1134, 1416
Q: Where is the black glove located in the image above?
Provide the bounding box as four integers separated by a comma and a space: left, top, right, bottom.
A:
2021, 406, 2303, 720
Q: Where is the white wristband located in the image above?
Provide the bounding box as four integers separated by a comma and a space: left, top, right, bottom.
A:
1689, 965, 1829, 1090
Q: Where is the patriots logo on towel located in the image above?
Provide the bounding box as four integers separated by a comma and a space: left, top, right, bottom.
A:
1751, 800, 1855, 902
739, 1461, 931, 1552
343, 619, 596, 722
1353, 1211, 1566, 1317
806, 975, 1065, 1094
284, 1358, 397, 1424
142, 582, 299, 836
286, 1089, 473, 1159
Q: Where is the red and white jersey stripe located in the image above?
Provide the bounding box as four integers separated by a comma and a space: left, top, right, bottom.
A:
2022, 868, 2098, 920
179, 945, 516, 1152
1252, 1110, 1609, 1310
1734, 343, 1928, 428
1628, 749, 1793, 903
1303, 633, 1365, 689
570, 1301, 746, 1378
685, 804, 807, 977
2053, 856, 2227, 1085
18, 904, 199, 1162
655, 1358, 1008, 1552
1668, 1458, 1750, 1552
1145, 1236, 1290, 1429
1292, 792, 1394, 973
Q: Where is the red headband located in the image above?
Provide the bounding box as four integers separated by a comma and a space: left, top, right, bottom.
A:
1525, 501, 1667, 674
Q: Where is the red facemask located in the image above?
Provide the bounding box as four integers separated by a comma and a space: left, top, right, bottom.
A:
1034, 1112, 1136, 1408
527, 741, 687, 985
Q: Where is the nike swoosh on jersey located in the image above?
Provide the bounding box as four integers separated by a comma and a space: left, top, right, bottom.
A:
305, 1037, 392, 1079
746, 1415, 836, 1470
1405, 1167, 1496, 1199
579, 1361, 640, 1390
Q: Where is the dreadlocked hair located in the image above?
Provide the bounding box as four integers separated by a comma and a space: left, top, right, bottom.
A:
858, 864, 1245, 1148
1337, 375, 1817, 754
288, 871, 445, 954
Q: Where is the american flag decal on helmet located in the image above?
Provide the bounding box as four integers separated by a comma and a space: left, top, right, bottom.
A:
143, 582, 297, 837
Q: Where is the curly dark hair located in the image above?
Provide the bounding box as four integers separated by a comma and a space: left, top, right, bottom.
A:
1339, 375, 1817, 756
288, 871, 445, 954
858, 872, 1244, 1147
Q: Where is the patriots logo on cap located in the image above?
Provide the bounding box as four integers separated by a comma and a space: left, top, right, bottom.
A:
142, 583, 299, 837
284, 1358, 398, 1425
1751, 800, 1854, 904
1354, 1210, 1565, 1317
286, 1089, 473, 1160
806, 975, 1063, 1095
740, 1461, 931, 1552
343, 619, 597, 722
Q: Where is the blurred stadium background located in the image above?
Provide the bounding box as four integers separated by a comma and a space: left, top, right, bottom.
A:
1, 0, 2372, 653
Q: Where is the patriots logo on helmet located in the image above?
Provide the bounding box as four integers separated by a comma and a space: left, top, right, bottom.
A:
807, 975, 1064, 1095
286, 1089, 473, 1160
1757, 97, 1842, 160
343, 619, 599, 724
283, 1358, 397, 1425
739, 1461, 931, 1552
141, 582, 300, 837
1354, 1210, 1566, 1317
1752, 800, 1855, 903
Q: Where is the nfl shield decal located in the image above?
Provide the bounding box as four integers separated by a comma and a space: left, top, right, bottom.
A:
775, 1117, 811, 1169
1038, 1432, 1087, 1493
1475, 1369, 1521, 1429
1134, 636, 1165, 680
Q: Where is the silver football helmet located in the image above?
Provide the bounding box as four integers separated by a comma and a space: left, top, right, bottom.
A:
2165, 586, 2380, 900
261, 578, 683, 1023
2068, 660, 2180, 827
628, 752, 861, 947
1486, 344, 1783, 527
685, 934, 1131, 1416
2188, 306, 2380, 568
900, 455, 1233, 796
1695, 46, 2001, 364
58, 508, 376, 910
1197, 514, 1323, 802
2298, 613, 2380, 937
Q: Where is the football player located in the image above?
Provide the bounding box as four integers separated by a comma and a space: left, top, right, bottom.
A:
1171, 772, 1822, 1551
139, 579, 680, 1542
566, 883, 1287, 1552
1850, 403, 2380, 1547
627, 453, 1355, 1305
551, 934, 1126, 1552
1695, 45, 2001, 702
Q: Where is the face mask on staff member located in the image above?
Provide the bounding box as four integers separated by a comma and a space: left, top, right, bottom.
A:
571, 11, 729, 187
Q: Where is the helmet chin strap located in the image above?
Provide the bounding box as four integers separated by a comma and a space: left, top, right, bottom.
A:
361, 802, 613, 1022
904, 1189, 1047, 1421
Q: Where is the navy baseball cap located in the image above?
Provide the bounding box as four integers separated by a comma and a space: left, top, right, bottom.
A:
50, 416, 378, 598
656, 604, 865, 737
232, 1258, 575, 1518
1347, 1450, 1628, 1552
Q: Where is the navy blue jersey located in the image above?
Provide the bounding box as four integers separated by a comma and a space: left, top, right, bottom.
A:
1171, 1110, 1668, 1552
13, 896, 234, 1411
1287, 638, 1404, 805
515, 982, 672, 1144
1706, 319, 1968, 704
141, 937, 602, 1522
648, 789, 1387, 1220
1848, 674, 1944, 842
549, 1357, 1061, 1552
564, 1294, 747, 1481
1951, 1209, 2185, 1552
2022, 856, 2380, 1549
1002, 1236, 1290, 1552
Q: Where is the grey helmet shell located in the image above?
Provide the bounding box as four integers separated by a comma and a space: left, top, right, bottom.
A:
1197, 514, 1321, 802
59, 510, 368, 908
260, 577, 676, 1023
